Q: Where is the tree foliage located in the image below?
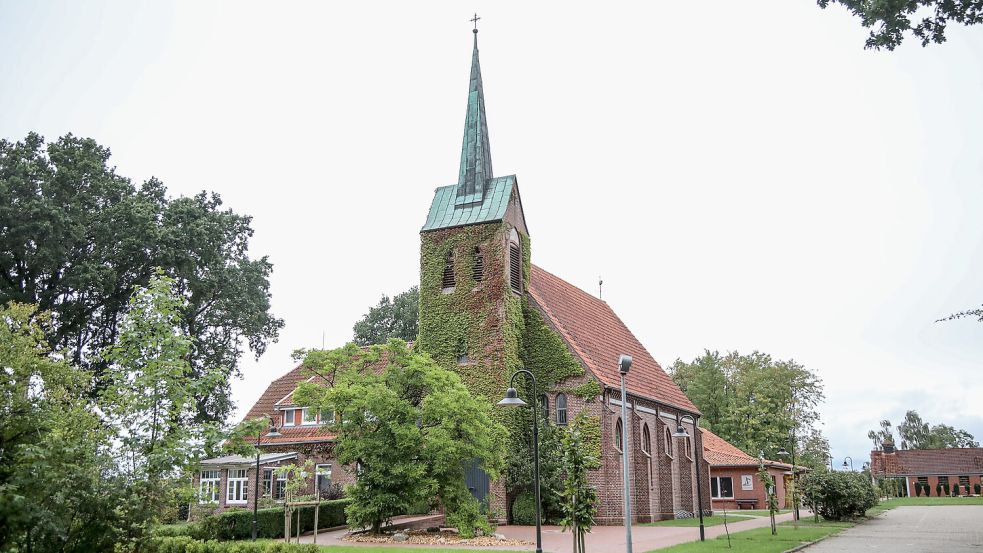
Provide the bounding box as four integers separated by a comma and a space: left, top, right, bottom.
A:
0, 273, 228, 552
869, 410, 979, 450
670, 350, 827, 468
293, 340, 506, 536
818, 0, 983, 50
0, 132, 283, 422
938, 304, 983, 323
352, 286, 419, 346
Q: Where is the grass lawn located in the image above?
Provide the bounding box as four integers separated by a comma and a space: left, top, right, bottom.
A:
642, 509, 791, 528
644, 521, 849, 553
866, 495, 983, 516
643, 514, 758, 528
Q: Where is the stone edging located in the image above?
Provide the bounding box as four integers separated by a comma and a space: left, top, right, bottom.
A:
782, 532, 837, 553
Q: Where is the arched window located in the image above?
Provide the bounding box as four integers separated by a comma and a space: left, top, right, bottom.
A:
615, 418, 624, 452
642, 424, 651, 455
442, 251, 455, 290
664, 426, 673, 457
539, 395, 549, 420
685, 437, 692, 459
508, 229, 522, 293
555, 393, 567, 426
472, 246, 484, 282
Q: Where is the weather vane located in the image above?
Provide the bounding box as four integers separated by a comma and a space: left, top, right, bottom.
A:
470, 13, 481, 32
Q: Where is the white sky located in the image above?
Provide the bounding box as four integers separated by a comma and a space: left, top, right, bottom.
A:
2, 1, 981, 468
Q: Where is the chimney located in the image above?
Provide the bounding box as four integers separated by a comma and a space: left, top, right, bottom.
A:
883, 440, 895, 454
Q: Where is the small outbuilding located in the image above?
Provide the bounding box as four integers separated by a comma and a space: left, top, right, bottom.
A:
701, 429, 796, 511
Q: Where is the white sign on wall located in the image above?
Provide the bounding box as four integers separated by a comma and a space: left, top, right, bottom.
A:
741, 475, 754, 491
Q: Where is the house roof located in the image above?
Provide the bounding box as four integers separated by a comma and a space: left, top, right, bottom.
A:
701, 428, 792, 470
421, 176, 516, 231
527, 265, 699, 414
201, 452, 298, 466
871, 448, 983, 476
242, 364, 336, 445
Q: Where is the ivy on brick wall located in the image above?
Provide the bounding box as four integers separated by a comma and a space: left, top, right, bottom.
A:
417, 222, 603, 520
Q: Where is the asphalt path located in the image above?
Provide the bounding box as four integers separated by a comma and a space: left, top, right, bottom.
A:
805, 506, 983, 552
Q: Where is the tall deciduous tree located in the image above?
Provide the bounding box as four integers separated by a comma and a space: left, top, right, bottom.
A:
670, 350, 826, 468
352, 286, 419, 346
873, 410, 979, 450
293, 340, 505, 536
0, 132, 283, 422
818, 0, 983, 50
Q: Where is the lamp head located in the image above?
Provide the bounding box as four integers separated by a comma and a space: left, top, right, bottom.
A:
842, 460, 849, 469
618, 354, 632, 375
497, 387, 528, 407
671, 425, 689, 438
777, 446, 789, 456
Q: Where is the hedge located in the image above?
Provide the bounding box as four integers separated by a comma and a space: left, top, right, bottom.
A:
147, 536, 318, 553
158, 500, 351, 541
800, 471, 878, 521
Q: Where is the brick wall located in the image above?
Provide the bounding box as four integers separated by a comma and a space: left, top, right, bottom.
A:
708, 466, 788, 511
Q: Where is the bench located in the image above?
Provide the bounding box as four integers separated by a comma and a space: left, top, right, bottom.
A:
735, 499, 758, 509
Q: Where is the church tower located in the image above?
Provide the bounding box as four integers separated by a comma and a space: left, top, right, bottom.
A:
417, 26, 529, 409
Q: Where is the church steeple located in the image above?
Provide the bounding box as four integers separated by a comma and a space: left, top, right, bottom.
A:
456, 25, 493, 206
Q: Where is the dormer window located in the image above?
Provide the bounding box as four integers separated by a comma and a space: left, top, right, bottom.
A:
283, 409, 296, 427
509, 229, 522, 294
472, 246, 484, 282
302, 407, 317, 425
442, 251, 456, 292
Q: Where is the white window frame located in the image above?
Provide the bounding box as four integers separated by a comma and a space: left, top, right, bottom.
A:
226, 468, 248, 504
283, 409, 296, 427
302, 407, 317, 426
319, 409, 335, 424
199, 470, 220, 503
555, 393, 568, 426
711, 476, 735, 499
316, 463, 332, 495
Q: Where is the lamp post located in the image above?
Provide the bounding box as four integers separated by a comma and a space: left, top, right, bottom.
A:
617, 354, 634, 553
672, 415, 707, 541
497, 369, 543, 553
252, 417, 281, 541
777, 442, 799, 521
842, 456, 854, 471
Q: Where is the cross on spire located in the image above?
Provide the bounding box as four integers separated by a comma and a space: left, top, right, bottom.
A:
470, 13, 480, 32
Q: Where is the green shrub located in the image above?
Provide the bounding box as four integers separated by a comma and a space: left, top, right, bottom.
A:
952, 484, 960, 497
942, 483, 950, 496
936, 483, 942, 496
913, 482, 922, 497
146, 536, 318, 553
975, 483, 981, 495
800, 470, 877, 521
195, 500, 350, 541
512, 492, 536, 525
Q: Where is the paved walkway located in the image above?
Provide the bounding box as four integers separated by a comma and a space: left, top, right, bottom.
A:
301, 511, 797, 552
803, 506, 983, 552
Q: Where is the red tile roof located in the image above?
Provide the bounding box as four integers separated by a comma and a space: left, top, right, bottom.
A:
528, 265, 699, 414
701, 428, 791, 470
242, 363, 336, 445
871, 448, 983, 476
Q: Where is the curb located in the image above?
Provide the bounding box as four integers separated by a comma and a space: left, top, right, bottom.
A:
782, 533, 835, 553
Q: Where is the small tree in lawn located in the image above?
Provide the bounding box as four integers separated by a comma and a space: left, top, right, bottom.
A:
559, 414, 599, 553
758, 455, 779, 535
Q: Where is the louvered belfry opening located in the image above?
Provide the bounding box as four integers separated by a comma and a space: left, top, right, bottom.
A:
442, 251, 456, 290
509, 241, 522, 293
472, 246, 484, 282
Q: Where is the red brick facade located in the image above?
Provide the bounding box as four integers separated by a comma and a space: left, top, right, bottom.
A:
870, 446, 983, 496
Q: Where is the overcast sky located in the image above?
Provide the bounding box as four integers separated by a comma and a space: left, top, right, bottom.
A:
2, 1, 981, 467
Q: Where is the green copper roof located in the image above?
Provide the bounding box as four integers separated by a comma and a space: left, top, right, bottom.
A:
421, 175, 515, 231
455, 30, 493, 206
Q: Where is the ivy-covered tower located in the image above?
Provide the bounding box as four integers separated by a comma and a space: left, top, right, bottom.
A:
417, 27, 529, 407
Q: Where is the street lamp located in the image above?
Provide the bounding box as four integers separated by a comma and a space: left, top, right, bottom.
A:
497, 369, 543, 553
252, 417, 281, 541
777, 443, 800, 521
842, 456, 854, 471
672, 416, 707, 542
617, 354, 634, 553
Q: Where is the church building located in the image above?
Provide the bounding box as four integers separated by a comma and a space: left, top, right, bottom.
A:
197, 27, 710, 525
